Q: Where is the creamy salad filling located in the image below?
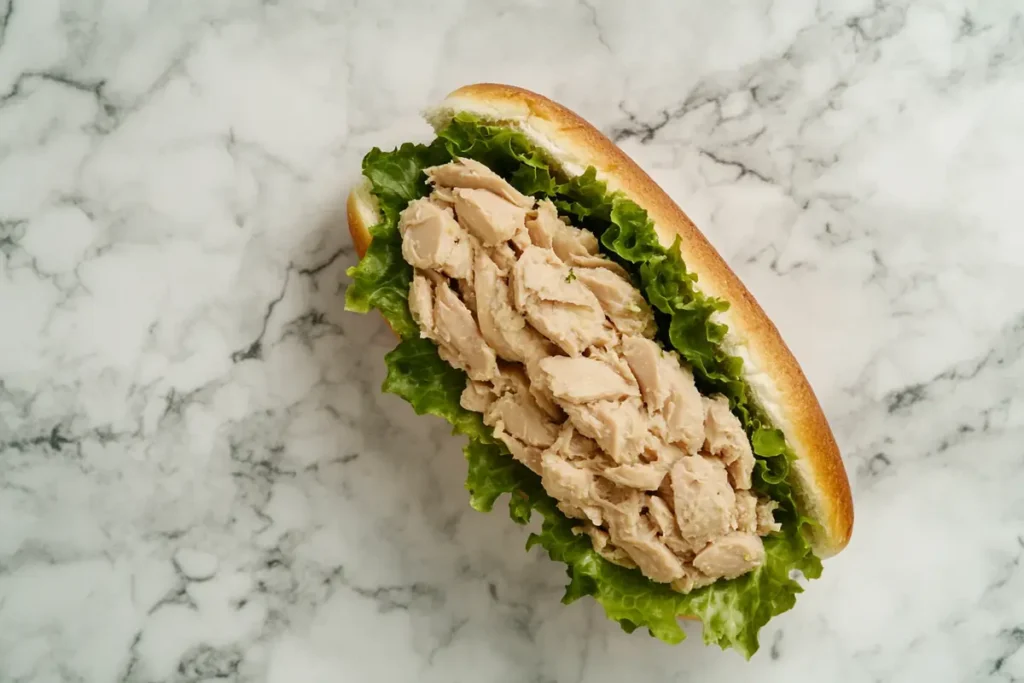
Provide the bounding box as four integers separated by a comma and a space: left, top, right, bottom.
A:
399, 157, 780, 591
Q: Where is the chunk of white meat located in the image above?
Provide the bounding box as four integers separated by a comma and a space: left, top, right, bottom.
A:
648, 488, 700, 559
525, 199, 598, 263
664, 537, 698, 558
670, 455, 737, 547
510, 223, 532, 251
538, 356, 639, 404
562, 397, 647, 464
607, 438, 688, 490
483, 366, 558, 458
654, 481, 694, 564
460, 380, 495, 414
484, 387, 559, 449
727, 452, 754, 491
647, 495, 676, 538
622, 336, 661, 397
540, 450, 597, 512
735, 490, 758, 534
641, 437, 688, 471
432, 281, 498, 382
546, 423, 601, 462
670, 565, 718, 594
603, 493, 684, 583
692, 532, 766, 580
756, 498, 782, 535
568, 254, 629, 278
398, 198, 471, 279
408, 272, 436, 337
428, 186, 456, 208
452, 245, 478, 315
512, 246, 612, 355
524, 359, 564, 420
602, 463, 666, 490
621, 336, 670, 406
473, 251, 554, 365
425, 158, 535, 209
490, 242, 519, 271
491, 365, 559, 428
702, 395, 755, 490
656, 469, 675, 507
587, 345, 640, 387
574, 267, 656, 337
493, 423, 543, 474
452, 188, 527, 246
574, 524, 636, 568
560, 501, 604, 526
457, 287, 477, 316
622, 336, 705, 454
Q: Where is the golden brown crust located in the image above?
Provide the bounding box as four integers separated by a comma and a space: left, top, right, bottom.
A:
348, 184, 400, 337
346, 181, 375, 256
349, 84, 853, 556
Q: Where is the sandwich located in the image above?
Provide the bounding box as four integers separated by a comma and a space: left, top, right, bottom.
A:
344, 83, 853, 657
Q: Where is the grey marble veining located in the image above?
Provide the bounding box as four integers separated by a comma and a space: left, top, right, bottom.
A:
1, 0, 1023, 681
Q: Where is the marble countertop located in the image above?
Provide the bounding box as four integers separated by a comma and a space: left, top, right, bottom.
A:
2, 1, 1023, 681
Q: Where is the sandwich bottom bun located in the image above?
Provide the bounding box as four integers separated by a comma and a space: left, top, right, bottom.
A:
348, 84, 853, 558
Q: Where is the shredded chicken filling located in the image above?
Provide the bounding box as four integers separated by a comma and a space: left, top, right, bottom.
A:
400, 157, 781, 591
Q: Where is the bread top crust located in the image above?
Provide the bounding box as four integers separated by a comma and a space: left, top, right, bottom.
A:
351, 83, 852, 556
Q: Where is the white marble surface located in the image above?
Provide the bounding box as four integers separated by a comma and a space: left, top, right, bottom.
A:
1, 0, 1023, 680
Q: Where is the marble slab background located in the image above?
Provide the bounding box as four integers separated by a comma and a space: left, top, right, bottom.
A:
1, 0, 1023, 681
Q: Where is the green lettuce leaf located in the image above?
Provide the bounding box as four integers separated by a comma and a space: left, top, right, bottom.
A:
344, 115, 820, 657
